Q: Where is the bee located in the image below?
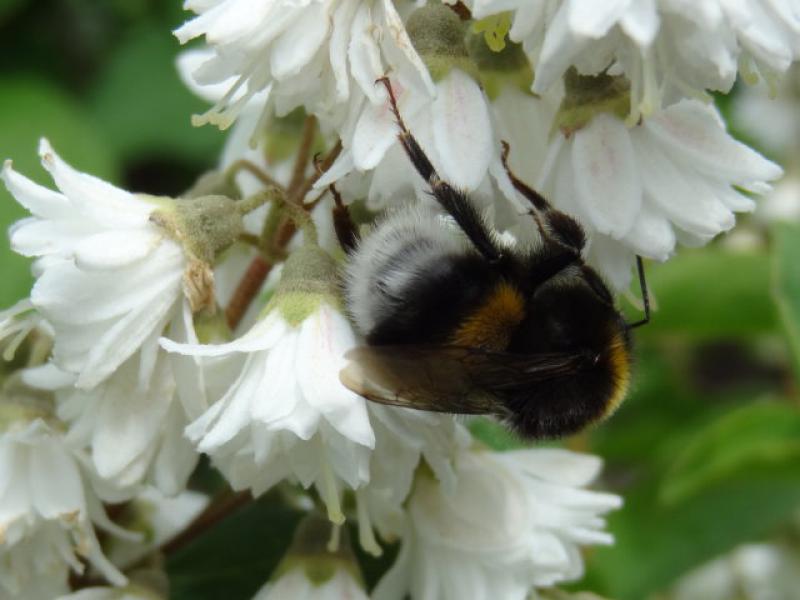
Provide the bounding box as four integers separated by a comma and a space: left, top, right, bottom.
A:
334, 78, 650, 439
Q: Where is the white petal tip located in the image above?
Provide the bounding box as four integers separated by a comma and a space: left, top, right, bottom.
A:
37, 138, 54, 162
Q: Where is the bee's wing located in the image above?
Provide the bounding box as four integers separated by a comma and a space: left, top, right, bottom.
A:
340, 345, 585, 416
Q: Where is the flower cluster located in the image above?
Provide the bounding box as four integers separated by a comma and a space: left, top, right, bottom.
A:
0, 0, 797, 598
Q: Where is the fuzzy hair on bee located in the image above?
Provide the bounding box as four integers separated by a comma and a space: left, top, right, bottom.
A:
334, 77, 650, 440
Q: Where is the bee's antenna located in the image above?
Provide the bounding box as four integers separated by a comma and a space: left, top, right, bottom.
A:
627, 256, 650, 329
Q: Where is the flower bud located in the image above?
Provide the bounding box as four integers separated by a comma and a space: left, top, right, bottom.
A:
407, 4, 477, 81
555, 68, 631, 137
269, 245, 341, 326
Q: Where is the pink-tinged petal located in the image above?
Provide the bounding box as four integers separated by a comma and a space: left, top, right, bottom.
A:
352, 99, 398, 170
571, 114, 641, 238
645, 100, 783, 185
567, 0, 632, 38
431, 70, 493, 191
295, 306, 374, 448
73, 229, 162, 271
271, 4, 330, 80
620, 0, 659, 46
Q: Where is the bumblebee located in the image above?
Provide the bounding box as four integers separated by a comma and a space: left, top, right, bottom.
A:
335, 78, 650, 440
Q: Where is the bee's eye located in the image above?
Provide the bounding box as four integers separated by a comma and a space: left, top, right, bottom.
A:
581, 266, 613, 305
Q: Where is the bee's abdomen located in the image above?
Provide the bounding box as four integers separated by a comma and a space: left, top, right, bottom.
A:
345, 206, 497, 345
450, 281, 526, 351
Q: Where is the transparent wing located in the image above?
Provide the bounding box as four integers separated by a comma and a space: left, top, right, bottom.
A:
340, 345, 586, 416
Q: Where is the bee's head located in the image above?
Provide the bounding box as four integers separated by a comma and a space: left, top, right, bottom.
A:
510, 265, 626, 356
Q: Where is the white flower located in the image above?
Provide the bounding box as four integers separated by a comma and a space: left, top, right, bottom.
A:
0, 416, 134, 598
24, 349, 198, 497
161, 297, 375, 523
0, 299, 50, 361
1, 140, 186, 390
253, 567, 368, 600
469, 0, 800, 117
174, 0, 434, 134
316, 68, 499, 210
670, 542, 800, 600
531, 99, 782, 288
373, 448, 622, 600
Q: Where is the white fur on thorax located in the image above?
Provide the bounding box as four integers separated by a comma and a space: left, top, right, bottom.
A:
345, 204, 470, 336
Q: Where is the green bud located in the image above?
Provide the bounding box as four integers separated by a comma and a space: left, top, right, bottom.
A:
272, 514, 363, 587
466, 26, 532, 99
150, 195, 244, 264
555, 68, 631, 136
407, 4, 477, 81
269, 245, 341, 326
181, 170, 242, 201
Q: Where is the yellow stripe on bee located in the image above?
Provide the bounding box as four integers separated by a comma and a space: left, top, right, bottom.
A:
600, 329, 632, 420
451, 281, 525, 351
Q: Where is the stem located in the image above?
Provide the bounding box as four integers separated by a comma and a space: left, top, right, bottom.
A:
161, 490, 252, 555
225, 256, 273, 330
235, 186, 283, 215
223, 140, 342, 330
287, 115, 318, 198
225, 159, 284, 191
292, 140, 342, 204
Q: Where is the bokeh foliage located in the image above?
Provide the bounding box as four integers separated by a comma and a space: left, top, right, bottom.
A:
1, 3, 799, 600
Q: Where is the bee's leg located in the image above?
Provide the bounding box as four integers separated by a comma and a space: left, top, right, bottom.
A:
376, 77, 502, 263
329, 181, 359, 254
500, 141, 586, 253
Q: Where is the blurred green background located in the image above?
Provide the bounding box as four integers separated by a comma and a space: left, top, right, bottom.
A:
2, 2, 800, 599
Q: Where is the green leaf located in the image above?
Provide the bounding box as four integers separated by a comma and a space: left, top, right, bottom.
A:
772, 221, 800, 380
630, 250, 778, 339
0, 77, 119, 307
660, 402, 800, 504
89, 22, 223, 165
583, 474, 800, 600
167, 493, 303, 600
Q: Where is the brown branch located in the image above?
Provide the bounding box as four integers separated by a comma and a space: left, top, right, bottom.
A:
223, 140, 342, 330
287, 115, 318, 197
225, 256, 273, 330
161, 489, 252, 555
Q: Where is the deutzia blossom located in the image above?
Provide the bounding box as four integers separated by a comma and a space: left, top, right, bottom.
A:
468, 0, 800, 117
0, 405, 133, 598
24, 352, 198, 497
161, 246, 375, 522
317, 67, 500, 209
373, 448, 622, 600
1, 140, 186, 390
174, 0, 434, 134
531, 98, 782, 288
253, 567, 368, 600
